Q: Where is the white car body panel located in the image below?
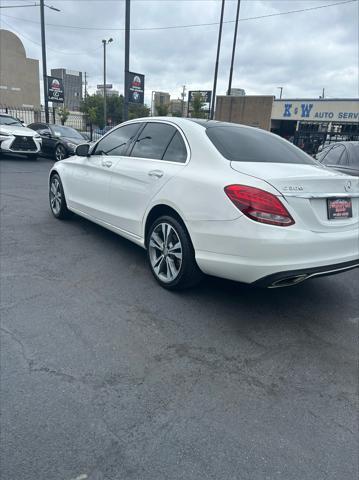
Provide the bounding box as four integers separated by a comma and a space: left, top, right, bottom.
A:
50, 117, 359, 286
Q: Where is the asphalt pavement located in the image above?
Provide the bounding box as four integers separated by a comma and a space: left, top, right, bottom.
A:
0, 154, 358, 480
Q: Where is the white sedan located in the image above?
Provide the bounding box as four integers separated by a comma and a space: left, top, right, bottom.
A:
0, 113, 42, 159
49, 117, 359, 289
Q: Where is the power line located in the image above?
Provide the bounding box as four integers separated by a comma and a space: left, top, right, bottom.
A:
0, 18, 102, 55
1, 0, 356, 32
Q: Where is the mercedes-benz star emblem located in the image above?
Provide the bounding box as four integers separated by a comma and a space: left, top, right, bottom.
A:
344, 180, 352, 192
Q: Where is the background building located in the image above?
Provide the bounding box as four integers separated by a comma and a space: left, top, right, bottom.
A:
51, 68, 82, 111
169, 98, 186, 116
0, 29, 40, 108
152, 91, 170, 115
215, 95, 359, 154
215, 95, 274, 130
230, 88, 246, 96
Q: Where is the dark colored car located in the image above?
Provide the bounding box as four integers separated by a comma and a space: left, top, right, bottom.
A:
315, 141, 359, 177
28, 123, 88, 161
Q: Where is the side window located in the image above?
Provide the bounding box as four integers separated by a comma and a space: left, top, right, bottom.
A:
130, 123, 176, 160
163, 131, 187, 163
94, 123, 140, 156
323, 145, 346, 166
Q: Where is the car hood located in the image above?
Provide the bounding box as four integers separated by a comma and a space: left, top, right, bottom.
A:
0, 124, 38, 137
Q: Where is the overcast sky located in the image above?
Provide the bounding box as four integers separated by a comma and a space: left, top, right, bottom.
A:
0, 0, 358, 105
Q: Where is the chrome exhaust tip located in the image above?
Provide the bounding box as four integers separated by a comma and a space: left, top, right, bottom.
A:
269, 274, 309, 288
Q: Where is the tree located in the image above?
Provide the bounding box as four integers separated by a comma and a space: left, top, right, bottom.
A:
128, 103, 150, 120
80, 93, 149, 126
155, 103, 169, 116
191, 93, 207, 118
57, 106, 70, 125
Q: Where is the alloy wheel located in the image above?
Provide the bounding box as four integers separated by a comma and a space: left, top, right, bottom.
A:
148, 222, 183, 283
55, 145, 66, 161
50, 177, 62, 215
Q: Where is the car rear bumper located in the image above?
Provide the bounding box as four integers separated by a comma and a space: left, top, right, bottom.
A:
188, 216, 359, 285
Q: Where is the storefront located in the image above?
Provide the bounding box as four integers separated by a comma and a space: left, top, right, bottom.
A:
271, 98, 359, 154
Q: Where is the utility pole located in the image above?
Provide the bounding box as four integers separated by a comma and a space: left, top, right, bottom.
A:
84, 72, 88, 100
181, 85, 186, 117
277, 86, 283, 99
123, 0, 130, 122
102, 38, 113, 126
322, 87, 325, 98
210, 0, 225, 119
227, 0, 241, 96
103, 40, 107, 126
40, 0, 49, 123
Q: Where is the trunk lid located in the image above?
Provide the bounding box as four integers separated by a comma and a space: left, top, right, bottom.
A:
230, 162, 359, 232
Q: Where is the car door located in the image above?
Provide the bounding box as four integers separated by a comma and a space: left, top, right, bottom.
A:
107, 121, 188, 236
64, 126, 140, 222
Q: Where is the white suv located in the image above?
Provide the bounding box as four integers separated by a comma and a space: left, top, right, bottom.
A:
0, 113, 42, 160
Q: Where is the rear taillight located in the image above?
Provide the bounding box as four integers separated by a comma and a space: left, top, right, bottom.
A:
224, 185, 295, 227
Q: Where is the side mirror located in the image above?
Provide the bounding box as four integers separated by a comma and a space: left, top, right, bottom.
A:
39, 129, 51, 137
76, 143, 90, 156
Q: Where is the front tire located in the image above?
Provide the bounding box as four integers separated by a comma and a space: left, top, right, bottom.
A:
49, 173, 71, 219
54, 144, 67, 162
146, 215, 202, 290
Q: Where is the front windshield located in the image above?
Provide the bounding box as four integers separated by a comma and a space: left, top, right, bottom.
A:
52, 125, 84, 139
0, 115, 22, 126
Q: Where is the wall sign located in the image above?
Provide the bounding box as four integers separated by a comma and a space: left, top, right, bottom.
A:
272, 99, 359, 123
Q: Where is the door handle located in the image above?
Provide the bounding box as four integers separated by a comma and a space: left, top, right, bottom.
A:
148, 169, 164, 178
102, 160, 113, 168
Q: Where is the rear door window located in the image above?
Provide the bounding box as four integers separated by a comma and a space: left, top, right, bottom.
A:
130, 123, 177, 160
163, 131, 187, 163
206, 125, 317, 164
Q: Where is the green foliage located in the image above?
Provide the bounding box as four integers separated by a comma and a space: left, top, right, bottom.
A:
155, 103, 169, 116
128, 103, 150, 120
191, 92, 207, 119
80, 93, 150, 126
57, 106, 70, 125
171, 111, 182, 117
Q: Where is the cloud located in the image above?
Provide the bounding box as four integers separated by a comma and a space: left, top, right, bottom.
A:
0, 0, 357, 105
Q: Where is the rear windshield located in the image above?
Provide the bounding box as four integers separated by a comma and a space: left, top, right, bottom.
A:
206, 125, 317, 164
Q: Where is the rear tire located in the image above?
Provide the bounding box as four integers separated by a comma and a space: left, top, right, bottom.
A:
146, 215, 202, 290
49, 173, 71, 219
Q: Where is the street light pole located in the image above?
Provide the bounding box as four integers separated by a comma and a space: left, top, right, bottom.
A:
123, 0, 130, 122
210, 0, 225, 120
40, 0, 49, 122
277, 86, 283, 99
227, 0, 241, 96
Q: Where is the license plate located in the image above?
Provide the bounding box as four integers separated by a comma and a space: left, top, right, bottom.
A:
327, 198, 352, 220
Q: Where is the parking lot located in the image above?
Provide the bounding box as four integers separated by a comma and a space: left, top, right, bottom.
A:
0, 154, 358, 480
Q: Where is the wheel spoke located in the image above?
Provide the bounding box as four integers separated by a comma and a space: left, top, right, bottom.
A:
150, 232, 163, 251
166, 257, 177, 279
51, 183, 57, 194
161, 223, 168, 245
153, 255, 164, 274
